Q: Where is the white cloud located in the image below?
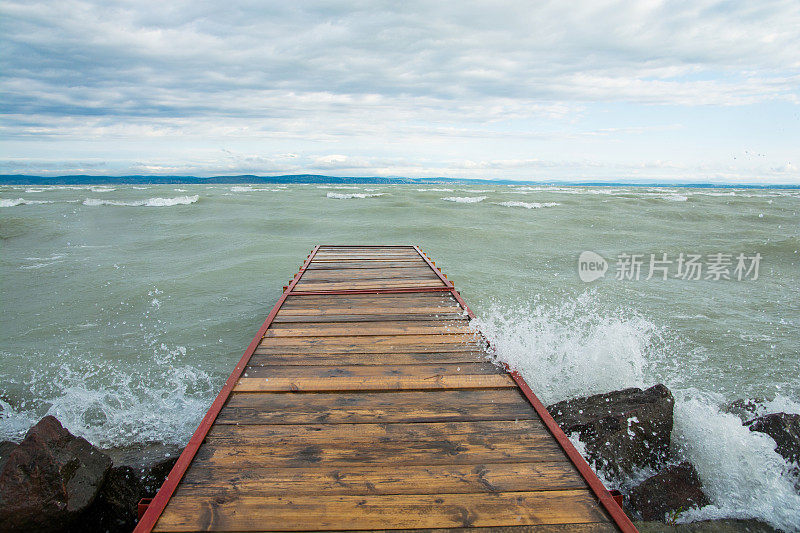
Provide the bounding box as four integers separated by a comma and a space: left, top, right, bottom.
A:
0, 1, 799, 182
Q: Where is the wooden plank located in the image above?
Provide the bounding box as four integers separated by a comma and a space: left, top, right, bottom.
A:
153, 490, 607, 531
280, 293, 458, 307
293, 279, 447, 291
259, 333, 480, 348
248, 351, 490, 366
194, 432, 567, 467
178, 461, 586, 495
233, 373, 515, 392
263, 321, 473, 337
241, 362, 504, 378
301, 267, 441, 279
255, 343, 483, 355
216, 389, 536, 425
272, 312, 467, 323
307, 261, 432, 270
205, 420, 550, 443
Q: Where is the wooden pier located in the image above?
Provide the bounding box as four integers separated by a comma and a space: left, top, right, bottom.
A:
135, 245, 636, 532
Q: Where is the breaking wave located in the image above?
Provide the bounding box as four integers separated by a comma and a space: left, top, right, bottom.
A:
326, 192, 385, 199
1, 198, 58, 207
472, 293, 800, 531
82, 195, 199, 207
495, 201, 560, 209
441, 196, 487, 203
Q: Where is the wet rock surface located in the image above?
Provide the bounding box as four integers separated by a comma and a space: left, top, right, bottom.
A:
0, 415, 112, 532
0, 416, 180, 533
547, 384, 675, 477
627, 462, 711, 521
746, 413, 800, 465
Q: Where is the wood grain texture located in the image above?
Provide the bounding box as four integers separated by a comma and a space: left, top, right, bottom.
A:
179, 461, 586, 495
149, 246, 618, 533
216, 389, 537, 425
153, 490, 607, 531
233, 373, 515, 392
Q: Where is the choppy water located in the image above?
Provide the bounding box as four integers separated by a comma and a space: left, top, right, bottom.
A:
1, 182, 799, 529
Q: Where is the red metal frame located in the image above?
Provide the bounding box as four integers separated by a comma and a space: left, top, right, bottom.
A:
133, 246, 321, 533
421, 246, 637, 533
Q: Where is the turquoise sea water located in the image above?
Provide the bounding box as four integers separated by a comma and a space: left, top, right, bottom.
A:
1, 183, 799, 528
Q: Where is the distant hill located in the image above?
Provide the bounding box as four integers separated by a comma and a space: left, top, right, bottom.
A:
0, 174, 796, 188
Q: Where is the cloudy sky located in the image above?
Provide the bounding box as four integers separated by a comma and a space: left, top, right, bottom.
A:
1, 1, 799, 183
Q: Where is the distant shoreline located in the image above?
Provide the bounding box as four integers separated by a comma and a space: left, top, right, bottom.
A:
0, 174, 798, 188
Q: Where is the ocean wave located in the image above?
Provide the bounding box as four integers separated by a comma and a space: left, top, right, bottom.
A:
318, 185, 361, 189
82, 195, 199, 207
664, 194, 689, 201
416, 188, 454, 192
472, 294, 800, 531
441, 196, 487, 203
230, 186, 276, 192
1, 198, 56, 207
495, 201, 560, 209
326, 192, 385, 199
0, 345, 216, 449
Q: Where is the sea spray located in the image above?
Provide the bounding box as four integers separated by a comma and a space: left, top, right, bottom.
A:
673, 394, 800, 530
471, 292, 652, 405
471, 293, 800, 531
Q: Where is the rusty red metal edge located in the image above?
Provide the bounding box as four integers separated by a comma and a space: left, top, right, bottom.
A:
413, 245, 455, 288
440, 273, 638, 533
133, 245, 321, 533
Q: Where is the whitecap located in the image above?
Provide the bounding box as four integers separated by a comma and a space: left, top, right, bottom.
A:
82, 195, 199, 207
494, 201, 560, 209
664, 194, 689, 201
441, 196, 487, 203
1, 198, 56, 207
416, 188, 454, 192
326, 192, 385, 199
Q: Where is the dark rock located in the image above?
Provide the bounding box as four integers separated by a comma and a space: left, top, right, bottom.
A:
722, 398, 765, 422
81, 444, 181, 532
0, 415, 112, 532
747, 413, 800, 465
547, 384, 674, 478
627, 462, 710, 521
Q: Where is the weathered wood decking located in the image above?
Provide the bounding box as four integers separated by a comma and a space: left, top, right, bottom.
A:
136, 245, 636, 532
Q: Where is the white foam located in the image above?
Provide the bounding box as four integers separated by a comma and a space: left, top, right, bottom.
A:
82, 195, 199, 207
1, 198, 56, 207
0, 345, 215, 448
664, 194, 689, 201
495, 201, 560, 209
326, 192, 385, 199
441, 196, 487, 203
416, 188, 454, 192
472, 293, 650, 405
673, 396, 800, 530
472, 295, 800, 531
230, 186, 275, 192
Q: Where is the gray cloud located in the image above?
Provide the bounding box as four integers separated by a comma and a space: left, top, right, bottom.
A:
1, 1, 799, 181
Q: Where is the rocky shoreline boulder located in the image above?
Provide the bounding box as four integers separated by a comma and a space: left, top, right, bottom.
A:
627, 462, 711, 521
547, 384, 675, 478
0, 415, 112, 531
746, 413, 800, 466
0, 416, 180, 533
